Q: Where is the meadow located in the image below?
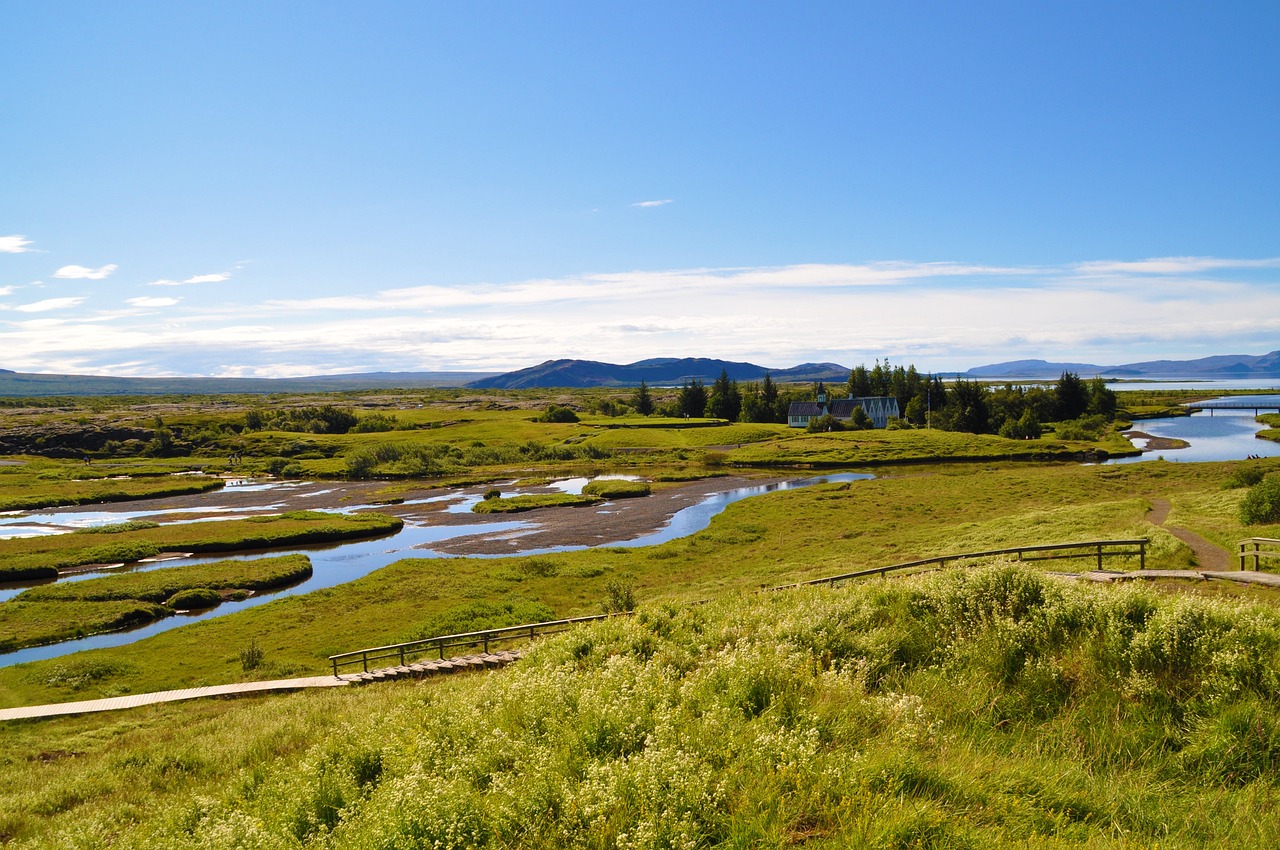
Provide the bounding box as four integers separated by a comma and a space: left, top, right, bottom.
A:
2, 387, 1279, 847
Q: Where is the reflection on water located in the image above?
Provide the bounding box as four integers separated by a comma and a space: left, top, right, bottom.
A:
0, 472, 872, 666
1112, 398, 1280, 464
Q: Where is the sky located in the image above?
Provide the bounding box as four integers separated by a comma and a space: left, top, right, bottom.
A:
3, 2, 1279, 378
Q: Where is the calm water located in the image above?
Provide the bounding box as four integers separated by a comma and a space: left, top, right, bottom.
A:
0, 472, 871, 666
1111, 395, 1280, 464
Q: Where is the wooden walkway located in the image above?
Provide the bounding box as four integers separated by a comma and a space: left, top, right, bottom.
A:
0, 651, 521, 722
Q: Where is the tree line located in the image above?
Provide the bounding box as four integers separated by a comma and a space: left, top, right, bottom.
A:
616, 361, 1119, 438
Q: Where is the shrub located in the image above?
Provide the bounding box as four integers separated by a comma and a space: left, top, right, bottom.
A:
582, 479, 651, 499
1239, 475, 1280, 525
537, 405, 580, 423
240, 639, 265, 672
1224, 466, 1267, 490
806, 413, 846, 433
165, 587, 222, 610
603, 579, 637, 613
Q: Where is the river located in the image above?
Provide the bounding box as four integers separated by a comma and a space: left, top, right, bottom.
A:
0, 472, 872, 667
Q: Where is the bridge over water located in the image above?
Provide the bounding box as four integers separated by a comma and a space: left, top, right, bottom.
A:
1183, 398, 1280, 415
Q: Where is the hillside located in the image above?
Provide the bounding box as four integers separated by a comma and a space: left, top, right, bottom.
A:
466, 357, 851, 388
966, 349, 1280, 378
8, 563, 1280, 847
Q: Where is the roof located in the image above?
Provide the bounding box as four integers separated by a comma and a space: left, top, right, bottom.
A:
787, 402, 825, 417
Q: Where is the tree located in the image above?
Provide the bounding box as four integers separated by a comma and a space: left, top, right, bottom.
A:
999, 408, 1041, 440
1087, 376, 1118, 419
1055, 371, 1090, 421
848, 365, 872, 397
677, 379, 707, 418
942, 379, 991, 434
632, 380, 654, 415
849, 406, 873, 430
707, 369, 741, 421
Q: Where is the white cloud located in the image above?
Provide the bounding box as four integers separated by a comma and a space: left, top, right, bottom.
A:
13, 297, 87, 313
148, 271, 231, 286
0, 235, 35, 254
0, 286, 13, 296
631, 199, 673, 207
127, 296, 180, 307
52, 263, 118, 280
1072, 256, 1280, 276
3, 255, 1279, 376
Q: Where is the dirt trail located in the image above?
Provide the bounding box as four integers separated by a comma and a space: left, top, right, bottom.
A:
1147, 498, 1231, 570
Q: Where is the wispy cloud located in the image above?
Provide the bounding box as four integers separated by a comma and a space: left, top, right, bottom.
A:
52, 263, 117, 280
3, 255, 1278, 377
631, 199, 673, 208
1072, 256, 1280, 276
127, 296, 181, 307
12, 297, 87, 313
0, 235, 35, 254
148, 271, 232, 286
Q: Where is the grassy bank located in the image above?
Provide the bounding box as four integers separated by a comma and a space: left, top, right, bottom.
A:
6, 563, 1280, 847
3, 458, 1277, 708
0, 555, 313, 651
0, 460, 223, 513
0, 511, 402, 581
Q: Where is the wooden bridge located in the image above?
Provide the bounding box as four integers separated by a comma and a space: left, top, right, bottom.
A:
1184, 401, 1280, 415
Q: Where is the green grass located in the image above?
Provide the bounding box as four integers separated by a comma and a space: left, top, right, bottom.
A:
0, 510, 402, 580
0, 555, 313, 651
724, 428, 1096, 466
580, 479, 651, 499
0, 459, 223, 512
6, 564, 1280, 847
472, 493, 602, 513
2, 458, 1268, 708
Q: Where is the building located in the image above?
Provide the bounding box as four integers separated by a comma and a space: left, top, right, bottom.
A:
787, 390, 899, 429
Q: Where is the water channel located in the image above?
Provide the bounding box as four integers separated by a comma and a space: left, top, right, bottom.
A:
2, 392, 1276, 668
0, 472, 873, 667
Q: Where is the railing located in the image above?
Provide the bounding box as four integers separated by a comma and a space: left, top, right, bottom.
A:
1238, 538, 1280, 571
773, 539, 1149, 590
328, 614, 619, 677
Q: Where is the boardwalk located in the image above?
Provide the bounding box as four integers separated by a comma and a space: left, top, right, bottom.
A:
0, 650, 522, 722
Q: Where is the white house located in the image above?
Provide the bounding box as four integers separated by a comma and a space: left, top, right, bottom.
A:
787, 391, 899, 429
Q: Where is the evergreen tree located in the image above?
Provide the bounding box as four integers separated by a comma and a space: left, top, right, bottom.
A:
707, 369, 742, 421
847, 365, 872, 397
677, 379, 707, 418
1054, 371, 1090, 421
632, 380, 654, 415
1087, 376, 1118, 419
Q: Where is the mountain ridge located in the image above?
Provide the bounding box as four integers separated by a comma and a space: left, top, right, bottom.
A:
1, 350, 1277, 396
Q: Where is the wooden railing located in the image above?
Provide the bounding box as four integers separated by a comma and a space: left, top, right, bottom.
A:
328, 614, 619, 677
773, 539, 1149, 590
1238, 538, 1280, 571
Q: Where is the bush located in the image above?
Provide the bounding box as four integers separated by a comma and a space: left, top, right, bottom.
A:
240, 639, 265, 672
603, 579, 637, 613
1240, 475, 1280, 525
165, 587, 222, 610
582, 479, 651, 499
537, 405, 580, 423
806, 414, 846, 433
1224, 466, 1267, 490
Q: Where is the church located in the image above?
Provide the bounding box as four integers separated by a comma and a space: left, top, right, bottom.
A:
787, 389, 899, 429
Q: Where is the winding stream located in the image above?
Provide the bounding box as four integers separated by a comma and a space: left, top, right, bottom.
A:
1, 472, 871, 667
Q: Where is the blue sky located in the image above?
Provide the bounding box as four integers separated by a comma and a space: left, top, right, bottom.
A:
3, 2, 1278, 377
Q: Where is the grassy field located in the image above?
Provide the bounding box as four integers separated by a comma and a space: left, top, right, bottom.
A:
5, 563, 1280, 847
2, 457, 1276, 709
0, 555, 312, 651
0, 510, 402, 580
0, 459, 223, 512
3, 388, 1280, 846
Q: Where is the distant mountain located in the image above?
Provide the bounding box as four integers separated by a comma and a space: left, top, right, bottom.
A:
965, 350, 1280, 379
0, 370, 498, 397
466, 358, 852, 389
